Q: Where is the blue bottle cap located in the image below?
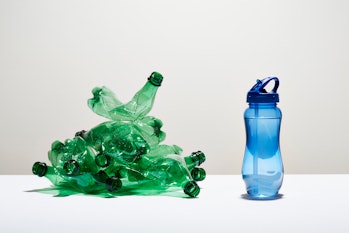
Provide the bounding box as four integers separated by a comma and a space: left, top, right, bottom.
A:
247, 77, 279, 103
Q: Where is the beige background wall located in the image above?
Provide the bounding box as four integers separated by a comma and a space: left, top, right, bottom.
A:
1, 0, 348, 174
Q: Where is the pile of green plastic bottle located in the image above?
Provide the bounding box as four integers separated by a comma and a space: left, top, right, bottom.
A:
32, 72, 206, 197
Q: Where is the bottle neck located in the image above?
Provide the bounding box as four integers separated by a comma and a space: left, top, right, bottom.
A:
249, 103, 277, 108
142, 81, 160, 94
120, 79, 161, 120
184, 151, 206, 169
148, 72, 163, 86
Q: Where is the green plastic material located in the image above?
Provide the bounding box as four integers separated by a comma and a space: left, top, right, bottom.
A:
32, 72, 206, 198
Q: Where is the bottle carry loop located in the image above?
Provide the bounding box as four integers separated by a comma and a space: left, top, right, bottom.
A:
251, 77, 279, 93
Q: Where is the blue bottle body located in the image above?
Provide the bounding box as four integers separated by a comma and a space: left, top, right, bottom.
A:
242, 78, 283, 200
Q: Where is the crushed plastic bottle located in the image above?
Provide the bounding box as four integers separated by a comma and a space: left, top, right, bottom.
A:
32, 72, 206, 198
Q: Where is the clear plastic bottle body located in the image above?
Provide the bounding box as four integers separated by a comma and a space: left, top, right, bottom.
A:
242, 103, 283, 199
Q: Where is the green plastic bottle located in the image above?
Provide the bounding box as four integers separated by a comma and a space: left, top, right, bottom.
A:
88, 72, 163, 121
32, 72, 206, 198
48, 138, 99, 175
184, 151, 206, 181
32, 162, 122, 193
128, 154, 201, 197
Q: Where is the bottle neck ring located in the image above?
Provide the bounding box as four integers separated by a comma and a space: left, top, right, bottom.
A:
249, 103, 277, 108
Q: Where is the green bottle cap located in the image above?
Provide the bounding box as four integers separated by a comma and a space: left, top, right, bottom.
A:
106, 176, 122, 192
95, 154, 111, 167
63, 160, 80, 176
32, 162, 48, 177
191, 151, 206, 166
148, 72, 163, 86
191, 167, 206, 181
184, 181, 200, 198
94, 170, 109, 183
75, 130, 88, 139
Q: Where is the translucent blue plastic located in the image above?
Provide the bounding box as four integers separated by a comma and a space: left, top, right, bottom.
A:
242, 102, 284, 199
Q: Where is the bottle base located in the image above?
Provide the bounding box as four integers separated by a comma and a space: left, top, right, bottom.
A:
242, 193, 283, 200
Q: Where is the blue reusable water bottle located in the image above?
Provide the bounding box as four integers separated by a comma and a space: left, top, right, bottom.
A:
242, 77, 284, 200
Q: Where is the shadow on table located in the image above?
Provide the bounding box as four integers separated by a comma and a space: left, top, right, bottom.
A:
25, 186, 191, 198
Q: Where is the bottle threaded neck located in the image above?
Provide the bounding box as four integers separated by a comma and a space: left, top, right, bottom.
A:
106, 176, 122, 192
32, 162, 48, 177
191, 151, 206, 166
249, 103, 276, 108
184, 181, 200, 198
191, 167, 206, 181
63, 160, 80, 176
148, 72, 163, 86
95, 154, 111, 168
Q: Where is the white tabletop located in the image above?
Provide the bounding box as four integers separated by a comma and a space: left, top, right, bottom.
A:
0, 175, 348, 233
